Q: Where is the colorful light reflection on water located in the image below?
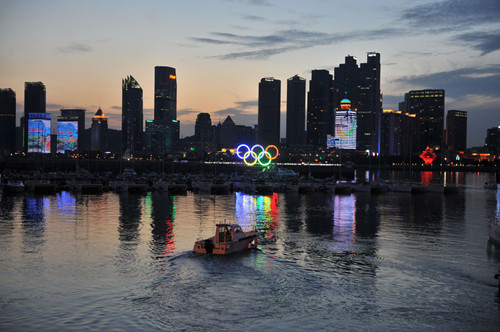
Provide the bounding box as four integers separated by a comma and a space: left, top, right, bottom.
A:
235, 192, 279, 238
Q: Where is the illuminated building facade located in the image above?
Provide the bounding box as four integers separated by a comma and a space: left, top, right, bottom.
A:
307, 69, 333, 148
406, 89, 445, 151
445, 110, 467, 152
28, 113, 51, 154
60, 109, 85, 153
23, 82, 46, 152
90, 107, 108, 153
332, 99, 357, 150
258, 77, 281, 146
122, 75, 143, 155
56, 119, 78, 154
0, 88, 16, 155
286, 75, 306, 146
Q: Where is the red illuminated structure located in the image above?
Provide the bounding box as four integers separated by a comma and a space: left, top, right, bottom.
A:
419, 146, 437, 165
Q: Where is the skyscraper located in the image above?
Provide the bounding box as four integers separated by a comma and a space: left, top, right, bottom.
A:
60, 109, 86, 153
286, 75, 306, 146
0, 88, 16, 155
333, 53, 381, 153
153, 66, 179, 152
195, 113, 213, 143
23, 82, 46, 152
91, 107, 108, 153
407, 89, 445, 152
154, 66, 177, 122
357, 52, 382, 153
486, 126, 500, 156
445, 110, 467, 152
307, 70, 333, 148
122, 76, 143, 155
258, 78, 281, 146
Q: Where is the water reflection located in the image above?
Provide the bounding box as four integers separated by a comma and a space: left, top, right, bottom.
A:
22, 195, 48, 250
118, 192, 143, 246
150, 192, 175, 256
235, 192, 279, 238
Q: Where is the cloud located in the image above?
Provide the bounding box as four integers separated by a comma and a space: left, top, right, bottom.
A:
110, 106, 121, 110
195, 28, 403, 60
58, 42, 93, 53
392, 65, 500, 96
455, 31, 500, 55
402, 0, 500, 28
177, 108, 200, 117
46, 103, 65, 110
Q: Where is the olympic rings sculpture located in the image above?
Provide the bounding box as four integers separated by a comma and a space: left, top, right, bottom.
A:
236, 144, 279, 166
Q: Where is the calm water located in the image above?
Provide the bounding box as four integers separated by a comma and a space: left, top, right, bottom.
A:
1, 172, 500, 331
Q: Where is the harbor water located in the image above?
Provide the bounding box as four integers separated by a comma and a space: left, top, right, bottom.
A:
1, 172, 500, 331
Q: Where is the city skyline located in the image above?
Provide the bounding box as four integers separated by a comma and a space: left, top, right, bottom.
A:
1, 0, 499, 148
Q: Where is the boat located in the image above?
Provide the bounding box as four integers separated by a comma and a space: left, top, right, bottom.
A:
4, 180, 25, 194
484, 181, 498, 190
193, 223, 258, 255
488, 218, 500, 246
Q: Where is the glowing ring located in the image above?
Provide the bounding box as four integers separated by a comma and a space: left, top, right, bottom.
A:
236, 144, 250, 159
236, 144, 280, 166
257, 151, 272, 166
243, 151, 258, 166
265, 145, 279, 160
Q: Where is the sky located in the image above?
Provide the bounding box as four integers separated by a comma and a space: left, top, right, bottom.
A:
1, 0, 499, 148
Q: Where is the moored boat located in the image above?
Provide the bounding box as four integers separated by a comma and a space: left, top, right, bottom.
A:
193, 223, 258, 255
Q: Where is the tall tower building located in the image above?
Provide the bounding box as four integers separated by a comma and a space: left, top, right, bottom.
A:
258, 78, 281, 146
122, 75, 143, 155
307, 70, 333, 148
446, 110, 467, 152
153, 66, 179, 152
407, 89, 445, 152
286, 75, 306, 146
154, 66, 177, 122
23, 82, 46, 152
0, 88, 16, 155
195, 113, 213, 142
60, 109, 86, 152
333, 53, 381, 153
91, 107, 108, 153
358, 52, 382, 154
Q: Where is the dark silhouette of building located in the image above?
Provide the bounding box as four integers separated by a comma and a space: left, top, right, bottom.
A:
152, 66, 179, 152
286, 75, 306, 146
23, 82, 46, 152
216, 116, 255, 150
485, 126, 500, 156
154, 66, 177, 122
357, 52, 382, 154
0, 88, 16, 155
122, 76, 143, 156
195, 113, 213, 143
406, 89, 445, 152
333, 53, 381, 153
258, 78, 281, 146
90, 107, 108, 153
59, 109, 86, 153
381, 109, 403, 156
445, 110, 467, 152
307, 70, 333, 148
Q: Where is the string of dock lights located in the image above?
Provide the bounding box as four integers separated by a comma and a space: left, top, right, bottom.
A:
236, 144, 279, 167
